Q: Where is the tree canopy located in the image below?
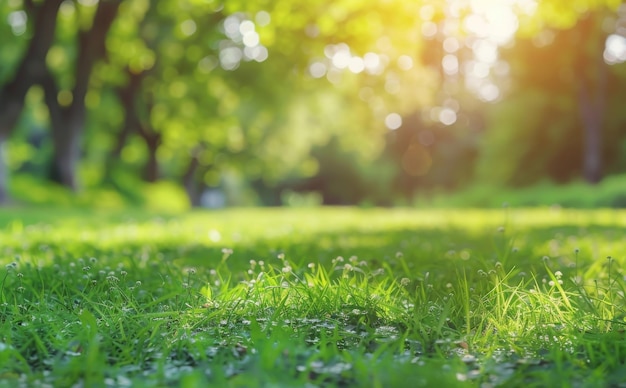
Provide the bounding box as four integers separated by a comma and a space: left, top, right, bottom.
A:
1, 0, 625, 207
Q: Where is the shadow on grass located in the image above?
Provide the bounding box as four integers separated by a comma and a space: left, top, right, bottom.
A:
2, 215, 623, 284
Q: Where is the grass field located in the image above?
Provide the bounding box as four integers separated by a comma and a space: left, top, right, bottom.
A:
1, 206, 626, 387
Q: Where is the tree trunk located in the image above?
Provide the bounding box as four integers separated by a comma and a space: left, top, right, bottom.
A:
574, 13, 608, 185
135, 73, 163, 183
0, 0, 62, 135
45, 0, 121, 189
103, 123, 133, 185
52, 114, 84, 188
40, 67, 84, 188
104, 70, 145, 184
0, 134, 9, 204
0, 0, 63, 202
182, 149, 204, 207
578, 82, 604, 184
139, 128, 161, 182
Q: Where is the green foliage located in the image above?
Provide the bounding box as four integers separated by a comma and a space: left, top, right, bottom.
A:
139, 180, 191, 212
6, 173, 189, 212
2, 0, 626, 205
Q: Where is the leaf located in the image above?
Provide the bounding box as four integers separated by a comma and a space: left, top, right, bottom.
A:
200, 283, 212, 301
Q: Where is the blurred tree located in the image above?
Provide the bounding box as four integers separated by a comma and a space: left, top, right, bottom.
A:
2, 0, 625, 208
0, 0, 63, 202
42, 0, 122, 189
90, 0, 437, 206
518, 9, 613, 184
479, 3, 626, 186
94, 1, 307, 205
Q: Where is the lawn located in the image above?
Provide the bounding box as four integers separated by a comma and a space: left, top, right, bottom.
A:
1, 206, 626, 387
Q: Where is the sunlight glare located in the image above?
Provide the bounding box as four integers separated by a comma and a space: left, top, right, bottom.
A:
180, 19, 197, 37
472, 39, 498, 63
419, 4, 436, 20
219, 46, 242, 70
422, 22, 438, 38
239, 20, 255, 35
465, 60, 490, 78
385, 113, 402, 130
255, 10, 271, 27
467, 0, 520, 45
443, 37, 460, 53
442, 54, 459, 75
7, 10, 27, 36
604, 34, 626, 65
364, 52, 384, 74
398, 55, 414, 70
244, 45, 268, 62
242, 31, 260, 47
479, 83, 500, 101
514, 0, 538, 16
439, 108, 457, 125
349, 57, 365, 73
331, 50, 351, 70
223, 15, 240, 40
309, 62, 327, 78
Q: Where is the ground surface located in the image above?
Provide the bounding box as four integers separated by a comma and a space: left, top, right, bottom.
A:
1, 207, 625, 387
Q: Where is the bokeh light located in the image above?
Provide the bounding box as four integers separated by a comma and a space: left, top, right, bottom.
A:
385, 113, 402, 130
604, 34, 626, 64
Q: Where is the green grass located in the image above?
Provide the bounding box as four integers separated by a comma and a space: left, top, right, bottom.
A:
1, 206, 626, 387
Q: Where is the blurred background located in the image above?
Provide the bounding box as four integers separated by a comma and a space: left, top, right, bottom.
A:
1, 0, 626, 210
